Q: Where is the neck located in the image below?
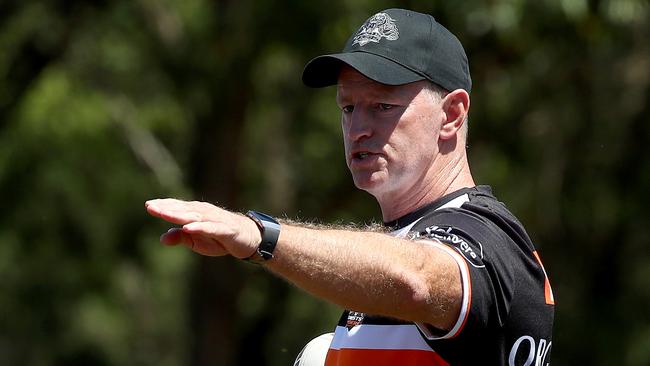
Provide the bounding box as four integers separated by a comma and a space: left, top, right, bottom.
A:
377, 154, 475, 222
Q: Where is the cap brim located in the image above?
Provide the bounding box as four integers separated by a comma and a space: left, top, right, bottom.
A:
302, 52, 426, 88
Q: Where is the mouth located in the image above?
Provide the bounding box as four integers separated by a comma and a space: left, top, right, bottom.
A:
350, 150, 379, 163
355, 152, 370, 159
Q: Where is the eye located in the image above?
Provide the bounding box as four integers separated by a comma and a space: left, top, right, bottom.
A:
342, 105, 354, 113
378, 103, 394, 111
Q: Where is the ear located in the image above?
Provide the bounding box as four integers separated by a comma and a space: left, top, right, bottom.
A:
440, 89, 470, 140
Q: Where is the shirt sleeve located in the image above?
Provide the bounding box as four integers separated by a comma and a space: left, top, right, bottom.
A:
408, 208, 517, 339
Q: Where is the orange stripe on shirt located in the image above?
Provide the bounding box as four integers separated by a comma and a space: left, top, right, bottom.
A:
325, 348, 449, 366
533, 250, 555, 305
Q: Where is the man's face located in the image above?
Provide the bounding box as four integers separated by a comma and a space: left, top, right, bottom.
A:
336, 66, 444, 198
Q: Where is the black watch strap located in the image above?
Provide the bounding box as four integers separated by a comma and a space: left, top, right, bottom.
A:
245, 210, 281, 263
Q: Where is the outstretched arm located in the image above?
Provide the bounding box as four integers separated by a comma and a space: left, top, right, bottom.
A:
145, 198, 462, 330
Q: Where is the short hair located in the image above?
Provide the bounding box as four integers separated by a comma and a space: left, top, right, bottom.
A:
423, 81, 448, 101
422, 81, 469, 138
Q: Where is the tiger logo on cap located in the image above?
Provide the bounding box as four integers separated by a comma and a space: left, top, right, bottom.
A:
352, 12, 399, 47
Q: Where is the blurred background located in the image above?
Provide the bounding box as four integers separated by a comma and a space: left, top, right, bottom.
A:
1, 0, 649, 365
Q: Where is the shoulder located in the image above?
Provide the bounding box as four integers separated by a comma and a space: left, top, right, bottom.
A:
407, 186, 536, 267
411, 186, 533, 249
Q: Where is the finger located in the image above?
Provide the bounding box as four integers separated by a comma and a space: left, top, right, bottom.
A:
146, 198, 192, 209
160, 227, 229, 256
183, 221, 256, 259
160, 227, 193, 246
150, 208, 203, 225
146, 198, 216, 212
182, 221, 234, 236
146, 203, 204, 225
146, 199, 221, 225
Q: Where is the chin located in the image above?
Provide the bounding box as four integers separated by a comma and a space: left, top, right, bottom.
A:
352, 173, 388, 194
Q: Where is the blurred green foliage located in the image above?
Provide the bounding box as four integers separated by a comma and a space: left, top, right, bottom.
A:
1, 0, 649, 365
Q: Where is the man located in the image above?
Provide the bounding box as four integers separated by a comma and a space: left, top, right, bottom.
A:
145, 8, 554, 365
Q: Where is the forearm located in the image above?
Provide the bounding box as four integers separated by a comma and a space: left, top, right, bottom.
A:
265, 224, 462, 329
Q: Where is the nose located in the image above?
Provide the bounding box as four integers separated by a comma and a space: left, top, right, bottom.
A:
345, 108, 373, 142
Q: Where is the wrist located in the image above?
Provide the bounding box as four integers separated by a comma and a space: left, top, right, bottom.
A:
244, 210, 281, 263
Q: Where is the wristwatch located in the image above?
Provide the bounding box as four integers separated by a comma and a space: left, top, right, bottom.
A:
244, 210, 281, 263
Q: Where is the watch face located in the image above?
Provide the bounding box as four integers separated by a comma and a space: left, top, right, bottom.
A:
254, 211, 279, 224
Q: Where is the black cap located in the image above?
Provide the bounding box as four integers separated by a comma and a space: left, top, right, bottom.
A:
302, 8, 471, 92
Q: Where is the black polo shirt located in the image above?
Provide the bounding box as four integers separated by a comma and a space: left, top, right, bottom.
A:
325, 186, 555, 365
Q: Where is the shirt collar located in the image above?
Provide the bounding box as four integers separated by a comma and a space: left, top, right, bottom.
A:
383, 186, 477, 230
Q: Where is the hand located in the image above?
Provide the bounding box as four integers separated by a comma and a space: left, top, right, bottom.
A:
145, 199, 262, 258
